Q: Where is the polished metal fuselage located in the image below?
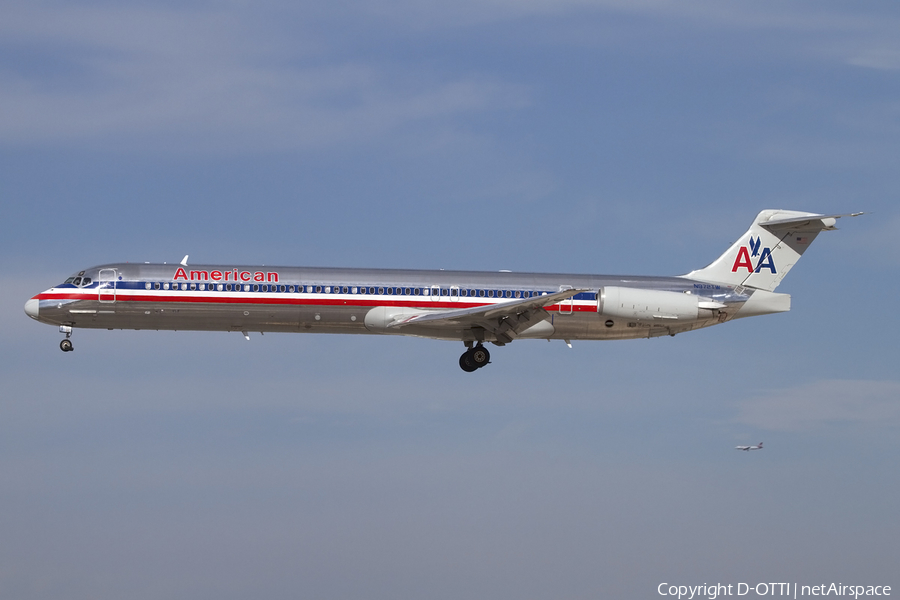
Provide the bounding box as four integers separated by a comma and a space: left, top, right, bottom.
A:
28, 262, 747, 343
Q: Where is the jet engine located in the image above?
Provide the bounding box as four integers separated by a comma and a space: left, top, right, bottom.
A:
597, 287, 710, 321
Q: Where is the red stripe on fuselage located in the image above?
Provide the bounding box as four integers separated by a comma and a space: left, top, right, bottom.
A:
35, 291, 597, 313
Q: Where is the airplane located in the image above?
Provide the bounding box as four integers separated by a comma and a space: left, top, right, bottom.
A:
735, 442, 763, 451
24, 209, 861, 371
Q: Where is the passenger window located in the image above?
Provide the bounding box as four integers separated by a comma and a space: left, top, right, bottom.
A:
218, 284, 224, 291
378, 287, 384, 295
190, 283, 197, 290
145, 282, 151, 290
181, 283, 188, 291
163, 283, 170, 290
154, 283, 160, 290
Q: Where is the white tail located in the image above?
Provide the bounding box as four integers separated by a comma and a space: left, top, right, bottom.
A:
684, 210, 859, 291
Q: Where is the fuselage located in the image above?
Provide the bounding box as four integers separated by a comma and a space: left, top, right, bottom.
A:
25, 262, 748, 343
25, 209, 856, 370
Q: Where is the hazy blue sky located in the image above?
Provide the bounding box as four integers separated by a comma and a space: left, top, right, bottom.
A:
2, 1, 898, 598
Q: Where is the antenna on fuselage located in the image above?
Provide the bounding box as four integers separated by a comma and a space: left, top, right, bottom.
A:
180, 255, 189, 266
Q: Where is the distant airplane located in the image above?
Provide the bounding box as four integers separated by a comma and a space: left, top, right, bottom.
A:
24, 209, 862, 371
735, 442, 763, 451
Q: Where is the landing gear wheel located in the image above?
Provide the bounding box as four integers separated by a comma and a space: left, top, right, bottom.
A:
459, 352, 478, 372
60, 339, 73, 352
459, 345, 490, 372
470, 345, 490, 368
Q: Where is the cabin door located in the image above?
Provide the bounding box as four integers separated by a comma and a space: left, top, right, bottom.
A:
98, 269, 117, 303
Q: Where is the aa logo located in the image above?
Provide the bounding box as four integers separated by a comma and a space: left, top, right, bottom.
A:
731, 236, 776, 274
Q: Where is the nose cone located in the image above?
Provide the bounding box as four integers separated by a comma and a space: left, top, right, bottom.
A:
24, 298, 40, 320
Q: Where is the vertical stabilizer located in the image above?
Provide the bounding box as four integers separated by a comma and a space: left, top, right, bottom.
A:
683, 210, 859, 291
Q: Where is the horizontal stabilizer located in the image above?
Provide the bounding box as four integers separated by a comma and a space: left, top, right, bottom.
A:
760, 212, 863, 230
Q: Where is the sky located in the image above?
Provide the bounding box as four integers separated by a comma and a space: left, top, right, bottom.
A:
1, 1, 899, 598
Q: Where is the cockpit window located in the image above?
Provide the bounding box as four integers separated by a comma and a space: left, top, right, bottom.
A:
64, 275, 93, 287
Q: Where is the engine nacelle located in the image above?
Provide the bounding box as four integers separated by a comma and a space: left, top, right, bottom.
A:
598, 287, 701, 322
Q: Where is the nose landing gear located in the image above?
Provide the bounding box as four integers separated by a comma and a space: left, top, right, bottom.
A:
59, 325, 74, 352
459, 344, 490, 372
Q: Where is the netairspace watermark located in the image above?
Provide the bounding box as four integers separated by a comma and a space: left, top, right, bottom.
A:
658, 583, 891, 600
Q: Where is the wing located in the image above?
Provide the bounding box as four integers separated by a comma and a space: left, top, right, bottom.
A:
388, 288, 591, 344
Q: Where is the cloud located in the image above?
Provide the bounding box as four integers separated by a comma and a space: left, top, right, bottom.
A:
734, 379, 900, 432
0, 3, 528, 152
845, 48, 900, 71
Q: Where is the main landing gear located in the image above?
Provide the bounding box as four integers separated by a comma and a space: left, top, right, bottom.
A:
459, 344, 490, 372
59, 325, 74, 352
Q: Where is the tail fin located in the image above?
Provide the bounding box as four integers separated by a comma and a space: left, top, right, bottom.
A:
684, 210, 861, 291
